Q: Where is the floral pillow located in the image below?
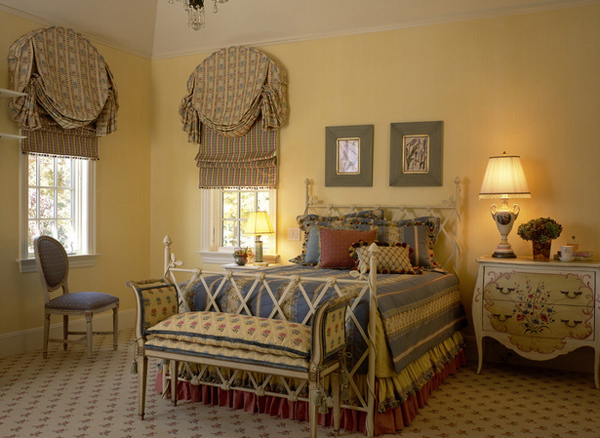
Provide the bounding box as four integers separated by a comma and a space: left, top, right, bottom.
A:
350, 241, 420, 274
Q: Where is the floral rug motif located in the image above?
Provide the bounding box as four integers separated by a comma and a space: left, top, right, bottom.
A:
0, 329, 598, 438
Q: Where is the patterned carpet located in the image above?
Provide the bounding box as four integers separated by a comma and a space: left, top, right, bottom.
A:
1, 329, 599, 438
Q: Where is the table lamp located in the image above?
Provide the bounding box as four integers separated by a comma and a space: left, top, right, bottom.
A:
244, 211, 274, 263
479, 152, 531, 258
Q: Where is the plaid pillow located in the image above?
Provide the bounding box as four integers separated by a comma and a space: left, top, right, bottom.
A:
350, 241, 420, 274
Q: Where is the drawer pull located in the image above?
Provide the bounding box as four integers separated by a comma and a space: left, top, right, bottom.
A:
560, 291, 582, 299
492, 313, 513, 322
561, 319, 582, 328
495, 287, 515, 295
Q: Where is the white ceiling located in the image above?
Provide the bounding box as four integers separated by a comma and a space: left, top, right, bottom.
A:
0, 0, 596, 59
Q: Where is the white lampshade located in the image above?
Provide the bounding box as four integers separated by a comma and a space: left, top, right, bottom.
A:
479, 153, 531, 199
244, 211, 274, 236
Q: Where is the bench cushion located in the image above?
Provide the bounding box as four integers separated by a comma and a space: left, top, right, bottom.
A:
146, 312, 312, 359
144, 337, 310, 372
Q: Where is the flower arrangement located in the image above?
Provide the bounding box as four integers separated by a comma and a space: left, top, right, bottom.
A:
517, 217, 562, 244
233, 247, 253, 258
233, 247, 253, 265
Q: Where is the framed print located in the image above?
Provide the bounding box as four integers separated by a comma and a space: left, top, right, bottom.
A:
390, 121, 443, 186
325, 125, 373, 186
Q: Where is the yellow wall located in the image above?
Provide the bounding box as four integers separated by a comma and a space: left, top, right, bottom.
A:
150, 4, 600, 327
2, 4, 600, 353
0, 11, 153, 339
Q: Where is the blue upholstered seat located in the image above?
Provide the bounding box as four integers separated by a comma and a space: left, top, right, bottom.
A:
46, 292, 120, 311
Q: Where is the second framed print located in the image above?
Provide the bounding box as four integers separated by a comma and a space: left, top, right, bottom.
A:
325, 125, 373, 187
389, 121, 443, 186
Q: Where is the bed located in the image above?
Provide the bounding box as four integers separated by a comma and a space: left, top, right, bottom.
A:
156, 178, 467, 436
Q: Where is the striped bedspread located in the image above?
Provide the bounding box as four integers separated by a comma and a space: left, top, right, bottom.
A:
375, 270, 467, 372
185, 266, 466, 374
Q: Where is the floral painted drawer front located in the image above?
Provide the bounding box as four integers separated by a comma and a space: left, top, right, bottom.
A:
483, 270, 595, 354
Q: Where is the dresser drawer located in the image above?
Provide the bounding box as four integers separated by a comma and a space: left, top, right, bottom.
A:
483, 269, 595, 307
483, 299, 594, 341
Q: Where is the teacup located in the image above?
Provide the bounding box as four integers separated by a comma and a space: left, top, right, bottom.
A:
560, 245, 574, 262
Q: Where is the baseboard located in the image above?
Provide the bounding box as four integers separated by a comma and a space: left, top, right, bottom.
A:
462, 334, 596, 375
0, 308, 136, 358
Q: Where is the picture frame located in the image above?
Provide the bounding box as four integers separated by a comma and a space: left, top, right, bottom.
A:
325, 125, 373, 187
389, 121, 443, 186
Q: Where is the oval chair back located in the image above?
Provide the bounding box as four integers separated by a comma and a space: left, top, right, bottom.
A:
34, 235, 70, 303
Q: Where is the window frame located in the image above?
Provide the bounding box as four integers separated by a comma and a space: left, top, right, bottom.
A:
199, 188, 277, 264
17, 153, 98, 273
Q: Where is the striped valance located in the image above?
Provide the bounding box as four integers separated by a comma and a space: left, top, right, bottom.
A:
8, 26, 118, 160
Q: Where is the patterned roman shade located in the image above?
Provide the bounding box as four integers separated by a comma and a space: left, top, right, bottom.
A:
198, 117, 277, 188
180, 46, 287, 188
8, 26, 118, 160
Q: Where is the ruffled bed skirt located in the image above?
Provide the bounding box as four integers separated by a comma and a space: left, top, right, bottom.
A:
154, 342, 466, 436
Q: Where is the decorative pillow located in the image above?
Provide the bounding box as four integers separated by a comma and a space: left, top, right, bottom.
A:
147, 311, 312, 359
289, 214, 343, 265
135, 283, 179, 332
397, 216, 441, 267
398, 225, 434, 267
345, 217, 439, 268
350, 241, 420, 274
319, 228, 377, 269
290, 211, 381, 265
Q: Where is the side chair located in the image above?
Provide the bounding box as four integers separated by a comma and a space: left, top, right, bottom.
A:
34, 235, 119, 359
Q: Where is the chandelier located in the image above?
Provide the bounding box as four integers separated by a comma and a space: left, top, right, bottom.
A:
169, 0, 230, 30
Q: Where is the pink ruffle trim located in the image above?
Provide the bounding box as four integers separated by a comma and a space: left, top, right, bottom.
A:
154, 349, 466, 436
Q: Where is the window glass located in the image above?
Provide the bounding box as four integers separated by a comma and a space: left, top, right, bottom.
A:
25, 154, 86, 256
221, 188, 272, 252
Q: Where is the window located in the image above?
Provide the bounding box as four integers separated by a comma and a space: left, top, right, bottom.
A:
200, 188, 276, 264
19, 154, 96, 273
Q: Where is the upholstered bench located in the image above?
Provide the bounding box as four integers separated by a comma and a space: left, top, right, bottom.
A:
127, 276, 356, 438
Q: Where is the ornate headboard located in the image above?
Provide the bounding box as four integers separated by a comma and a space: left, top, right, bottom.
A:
302, 177, 462, 275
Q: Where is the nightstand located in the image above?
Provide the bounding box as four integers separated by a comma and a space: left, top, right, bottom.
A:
472, 256, 600, 388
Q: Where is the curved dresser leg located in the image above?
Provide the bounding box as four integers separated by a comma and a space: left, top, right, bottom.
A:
595, 347, 599, 389
476, 335, 484, 374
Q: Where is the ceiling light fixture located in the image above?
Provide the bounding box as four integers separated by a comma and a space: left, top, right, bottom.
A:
169, 0, 229, 30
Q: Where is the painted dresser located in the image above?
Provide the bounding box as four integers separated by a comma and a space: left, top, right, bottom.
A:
472, 256, 600, 388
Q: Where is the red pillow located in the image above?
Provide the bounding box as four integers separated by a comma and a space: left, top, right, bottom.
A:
319, 228, 377, 268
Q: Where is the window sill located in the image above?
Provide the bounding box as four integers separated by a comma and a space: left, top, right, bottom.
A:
198, 251, 279, 265
17, 253, 100, 274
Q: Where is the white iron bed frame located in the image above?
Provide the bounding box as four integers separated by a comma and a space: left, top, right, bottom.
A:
159, 177, 461, 437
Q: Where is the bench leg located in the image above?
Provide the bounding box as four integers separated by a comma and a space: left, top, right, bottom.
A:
138, 356, 148, 420
332, 371, 340, 435
308, 380, 318, 438
171, 360, 178, 407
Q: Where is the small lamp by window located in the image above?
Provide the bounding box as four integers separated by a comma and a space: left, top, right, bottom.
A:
479, 152, 531, 258
244, 211, 274, 263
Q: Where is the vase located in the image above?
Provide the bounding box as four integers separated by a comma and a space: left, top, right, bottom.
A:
234, 255, 248, 266
532, 240, 552, 261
